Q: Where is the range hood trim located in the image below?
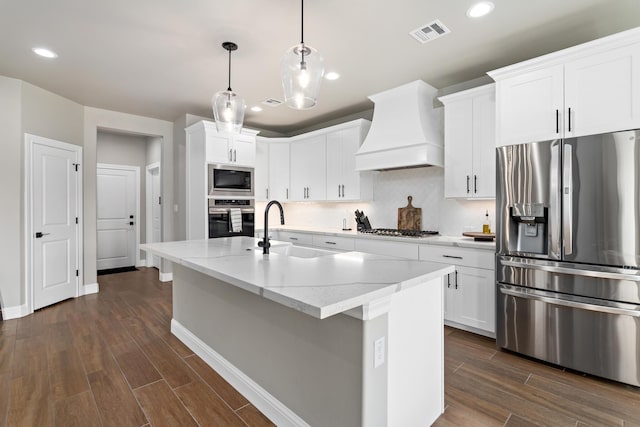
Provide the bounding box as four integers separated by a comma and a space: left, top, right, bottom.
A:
355, 80, 444, 171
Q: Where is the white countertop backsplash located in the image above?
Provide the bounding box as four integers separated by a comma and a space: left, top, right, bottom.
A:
256, 167, 496, 237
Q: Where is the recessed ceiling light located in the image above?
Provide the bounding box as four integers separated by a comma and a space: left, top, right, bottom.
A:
250, 106, 263, 112
32, 47, 58, 58
325, 72, 340, 81
466, 1, 495, 18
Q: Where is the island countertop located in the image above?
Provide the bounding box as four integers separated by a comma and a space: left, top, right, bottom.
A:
141, 236, 454, 320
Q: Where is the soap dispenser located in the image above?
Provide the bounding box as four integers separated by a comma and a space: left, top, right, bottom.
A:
483, 210, 491, 234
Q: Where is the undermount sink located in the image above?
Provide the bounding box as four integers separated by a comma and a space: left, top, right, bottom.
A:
258, 245, 338, 259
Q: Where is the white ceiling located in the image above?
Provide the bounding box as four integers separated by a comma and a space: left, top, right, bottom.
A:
1, 0, 639, 134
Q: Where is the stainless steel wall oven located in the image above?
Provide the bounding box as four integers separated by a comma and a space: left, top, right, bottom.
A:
208, 199, 255, 238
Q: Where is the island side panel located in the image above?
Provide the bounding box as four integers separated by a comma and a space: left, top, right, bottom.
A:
171, 264, 365, 427
387, 276, 445, 425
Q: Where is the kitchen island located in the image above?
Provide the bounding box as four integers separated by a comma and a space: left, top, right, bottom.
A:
141, 236, 453, 427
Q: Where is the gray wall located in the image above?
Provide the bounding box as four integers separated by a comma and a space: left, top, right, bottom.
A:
0, 77, 23, 311
0, 77, 84, 312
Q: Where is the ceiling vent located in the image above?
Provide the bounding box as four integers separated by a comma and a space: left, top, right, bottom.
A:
409, 20, 451, 44
261, 98, 283, 107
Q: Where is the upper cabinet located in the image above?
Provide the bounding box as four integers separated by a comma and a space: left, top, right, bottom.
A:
290, 135, 327, 201
439, 84, 496, 199
187, 120, 259, 167
325, 121, 373, 201
489, 28, 640, 146
255, 138, 290, 202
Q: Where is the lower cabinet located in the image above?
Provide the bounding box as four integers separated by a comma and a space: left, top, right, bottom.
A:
419, 245, 495, 337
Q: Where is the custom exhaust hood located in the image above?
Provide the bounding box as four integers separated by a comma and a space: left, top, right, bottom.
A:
355, 80, 443, 171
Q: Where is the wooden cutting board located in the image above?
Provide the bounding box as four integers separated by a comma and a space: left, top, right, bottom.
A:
398, 196, 422, 230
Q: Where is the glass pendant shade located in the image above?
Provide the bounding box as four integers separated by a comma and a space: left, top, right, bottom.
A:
212, 41, 245, 134
212, 90, 245, 134
281, 43, 324, 109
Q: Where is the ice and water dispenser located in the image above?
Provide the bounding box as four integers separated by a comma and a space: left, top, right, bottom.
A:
507, 203, 548, 255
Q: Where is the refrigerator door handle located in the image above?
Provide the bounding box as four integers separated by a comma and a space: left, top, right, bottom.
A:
499, 285, 640, 317
499, 257, 640, 281
549, 140, 561, 258
563, 143, 573, 255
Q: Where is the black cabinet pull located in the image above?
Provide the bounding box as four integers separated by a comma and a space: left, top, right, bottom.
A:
325, 241, 337, 245
556, 109, 559, 134
568, 107, 572, 132
466, 175, 470, 194
474, 175, 477, 194
455, 270, 459, 289
447, 274, 451, 288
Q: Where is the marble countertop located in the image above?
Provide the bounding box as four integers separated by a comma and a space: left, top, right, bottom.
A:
141, 236, 454, 320
261, 225, 496, 250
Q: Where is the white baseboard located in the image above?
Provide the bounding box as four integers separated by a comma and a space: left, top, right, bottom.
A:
137, 259, 148, 268
159, 272, 173, 282
1, 303, 29, 320
81, 282, 99, 295
171, 319, 310, 427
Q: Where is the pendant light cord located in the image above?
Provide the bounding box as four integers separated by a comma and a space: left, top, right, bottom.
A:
300, 0, 304, 44
227, 48, 232, 91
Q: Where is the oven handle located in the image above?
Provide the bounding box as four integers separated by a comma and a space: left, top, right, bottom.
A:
500, 257, 640, 281
499, 285, 640, 317
209, 208, 255, 214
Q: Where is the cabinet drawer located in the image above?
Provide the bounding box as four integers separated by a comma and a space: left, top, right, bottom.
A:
419, 245, 494, 269
312, 235, 355, 251
275, 231, 313, 246
355, 239, 419, 260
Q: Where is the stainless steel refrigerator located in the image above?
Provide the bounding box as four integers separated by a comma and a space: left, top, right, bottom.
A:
496, 129, 640, 387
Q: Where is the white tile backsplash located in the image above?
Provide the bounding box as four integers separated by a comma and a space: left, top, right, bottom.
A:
257, 167, 496, 236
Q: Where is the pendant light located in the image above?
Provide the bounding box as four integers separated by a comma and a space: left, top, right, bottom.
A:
212, 42, 245, 134
281, 0, 324, 109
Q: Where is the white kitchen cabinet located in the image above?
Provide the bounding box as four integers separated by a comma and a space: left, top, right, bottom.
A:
489, 29, 640, 146
325, 121, 373, 201
311, 234, 355, 251
439, 84, 495, 198
273, 231, 314, 246
269, 140, 290, 201
419, 245, 495, 337
255, 138, 290, 202
187, 120, 258, 167
255, 139, 269, 202
290, 135, 326, 201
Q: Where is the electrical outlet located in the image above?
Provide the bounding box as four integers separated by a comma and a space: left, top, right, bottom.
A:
374, 337, 385, 368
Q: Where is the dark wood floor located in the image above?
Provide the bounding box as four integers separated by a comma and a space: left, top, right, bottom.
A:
0, 267, 275, 427
1, 268, 639, 426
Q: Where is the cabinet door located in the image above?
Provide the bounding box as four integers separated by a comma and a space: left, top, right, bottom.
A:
564, 43, 640, 138
255, 141, 269, 201
232, 134, 256, 166
471, 91, 496, 198
325, 131, 343, 201
444, 98, 474, 198
338, 127, 363, 200
269, 142, 290, 201
454, 266, 495, 333
206, 133, 232, 164
290, 136, 326, 201
496, 65, 564, 146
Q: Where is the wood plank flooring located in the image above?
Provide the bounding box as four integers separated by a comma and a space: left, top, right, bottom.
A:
0, 268, 274, 427
436, 328, 640, 426
1, 267, 638, 426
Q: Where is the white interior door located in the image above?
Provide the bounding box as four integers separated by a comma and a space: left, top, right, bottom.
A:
31, 136, 80, 310
97, 165, 138, 270
146, 164, 162, 268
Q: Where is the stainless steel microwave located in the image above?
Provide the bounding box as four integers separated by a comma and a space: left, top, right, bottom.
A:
208, 164, 254, 197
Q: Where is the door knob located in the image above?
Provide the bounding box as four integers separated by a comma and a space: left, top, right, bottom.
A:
35, 232, 50, 238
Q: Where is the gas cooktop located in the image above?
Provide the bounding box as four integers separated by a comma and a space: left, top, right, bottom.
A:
358, 228, 439, 238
